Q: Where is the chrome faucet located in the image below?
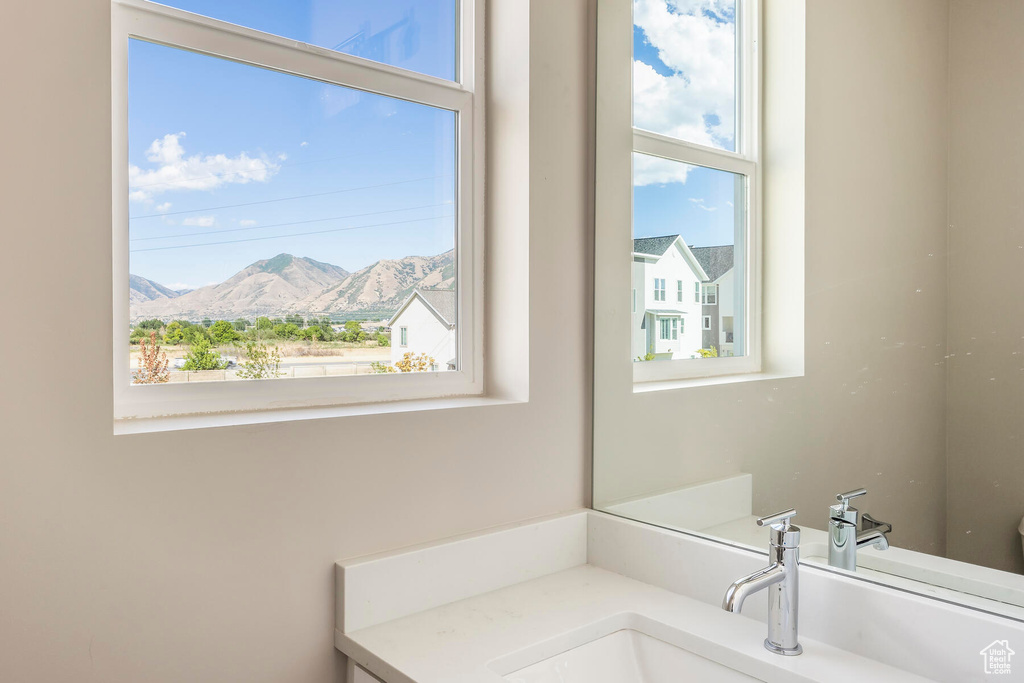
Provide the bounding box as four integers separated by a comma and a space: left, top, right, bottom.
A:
828, 488, 892, 571
722, 509, 802, 656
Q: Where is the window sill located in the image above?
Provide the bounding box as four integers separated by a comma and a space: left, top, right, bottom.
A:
113, 394, 523, 436
633, 369, 803, 394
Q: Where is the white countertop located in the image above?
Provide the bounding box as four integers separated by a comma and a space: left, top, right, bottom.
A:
336, 564, 933, 683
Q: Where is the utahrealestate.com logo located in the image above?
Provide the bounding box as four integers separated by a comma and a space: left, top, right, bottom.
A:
980, 640, 1015, 675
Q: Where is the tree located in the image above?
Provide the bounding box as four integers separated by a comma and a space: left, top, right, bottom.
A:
236, 341, 282, 380
181, 336, 226, 371
255, 316, 274, 331
209, 320, 241, 344
232, 318, 250, 332
133, 331, 170, 384
181, 323, 209, 345
376, 331, 390, 347
129, 326, 150, 345
137, 318, 164, 331
285, 313, 304, 327
163, 321, 184, 345
273, 322, 300, 340
344, 320, 361, 334
201, 317, 213, 329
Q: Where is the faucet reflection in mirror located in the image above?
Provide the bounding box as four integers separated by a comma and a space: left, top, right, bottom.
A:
723, 509, 802, 656
828, 489, 892, 572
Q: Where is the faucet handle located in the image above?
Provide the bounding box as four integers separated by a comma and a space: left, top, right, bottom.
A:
836, 488, 867, 503
757, 508, 798, 528
758, 508, 800, 548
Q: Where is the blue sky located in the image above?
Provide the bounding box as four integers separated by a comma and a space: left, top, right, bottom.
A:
631, 0, 739, 249
128, 1, 457, 289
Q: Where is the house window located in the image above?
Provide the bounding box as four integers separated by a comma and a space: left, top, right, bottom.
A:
112, 0, 483, 420
671, 318, 678, 340
677, 280, 683, 302
602, 0, 761, 380
653, 278, 666, 301
702, 284, 719, 306
400, 327, 408, 347
632, 288, 636, 313
659, 318, 671, 340
703, 315, 712, 330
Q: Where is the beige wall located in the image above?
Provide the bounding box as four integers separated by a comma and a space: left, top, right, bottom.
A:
595, 0, 951, 555
947, 0, 1024, 574
0, 1, 592, 682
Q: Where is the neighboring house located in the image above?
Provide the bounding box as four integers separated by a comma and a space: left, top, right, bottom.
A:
632, 235, 707, 361
691, 245, 738, 357
387, 289, 457, 371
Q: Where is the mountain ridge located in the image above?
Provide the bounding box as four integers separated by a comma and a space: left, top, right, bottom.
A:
130, 250, 453, 321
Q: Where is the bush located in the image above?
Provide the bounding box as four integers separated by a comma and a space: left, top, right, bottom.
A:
394, 352, 435, 372
370, 361, 395, 374
181, 336, 226, 371
236, 341, 283, 380
376, 331, 390, 347
696, 346, 719, 358
163, 321, 184, 345
132, 331, 170, 384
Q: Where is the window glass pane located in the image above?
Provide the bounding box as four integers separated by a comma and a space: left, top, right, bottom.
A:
149, 0, 458, 81
632, 152, 745, 361
127, 40, 457, 383
633, 0, 737, 151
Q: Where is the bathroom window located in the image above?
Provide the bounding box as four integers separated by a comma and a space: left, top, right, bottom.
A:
703, 315, 711, 331
600, 0, 761, 382
111, 0, 483, 420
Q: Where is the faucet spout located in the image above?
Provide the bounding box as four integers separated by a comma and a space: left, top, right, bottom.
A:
722, 563, 785, 612
856, 527, 889, 551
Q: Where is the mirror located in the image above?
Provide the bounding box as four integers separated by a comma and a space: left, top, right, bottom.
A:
593, 0, 1024, 621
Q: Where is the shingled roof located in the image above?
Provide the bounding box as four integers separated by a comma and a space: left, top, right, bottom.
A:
690, 245, 734, 282
415, 289, 456, 326
633, 235, 680, 257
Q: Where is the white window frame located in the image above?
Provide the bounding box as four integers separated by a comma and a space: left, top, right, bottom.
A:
671, 318, 678, 340
676, 280, 683, 302
703, 315, 712, 331
399, 326, 409, 347
653, 278, 665, 302
111, 0, 484, 421
659, 317, 671, 341
694, 281, 701, 304
702, 283, 720, 306
595, 0, 762, 383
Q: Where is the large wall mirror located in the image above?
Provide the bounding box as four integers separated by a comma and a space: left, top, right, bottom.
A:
594, 0, 1024, 621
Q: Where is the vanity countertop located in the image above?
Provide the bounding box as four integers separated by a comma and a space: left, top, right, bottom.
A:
336, 563, 933, 683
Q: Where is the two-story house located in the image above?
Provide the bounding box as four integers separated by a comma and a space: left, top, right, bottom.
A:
387, 289, 457, 371
691, 245, 737, 357
631, 235, 708, 361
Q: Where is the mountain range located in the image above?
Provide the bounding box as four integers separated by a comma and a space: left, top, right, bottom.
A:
129, 251, 454, 321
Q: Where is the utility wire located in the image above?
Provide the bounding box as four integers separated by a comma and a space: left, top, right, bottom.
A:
131, 202, 452, 242
130, 173, 452, 219
129, 214, 454, 253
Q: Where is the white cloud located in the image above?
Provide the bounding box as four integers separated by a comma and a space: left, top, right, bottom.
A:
128, 132, 279, 201
182, 216, 216, 227
299, 141, 309, 147
277, 153, 288, 161
155, 202, 172, 213
633, 0, 736, 185
689, 197, 717, 212
634, 154, 692, 186
239, 219, 258, 227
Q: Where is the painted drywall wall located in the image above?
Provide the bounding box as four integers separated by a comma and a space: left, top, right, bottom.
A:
946, 0, 1024, 574
0, 1, 592, 682
595, 0, 950, 556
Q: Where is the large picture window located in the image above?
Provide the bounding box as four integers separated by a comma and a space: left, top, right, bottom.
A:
112, 0, 482, 420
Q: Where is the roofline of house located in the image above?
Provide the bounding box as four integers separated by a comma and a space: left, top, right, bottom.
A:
387, 290, 456, 329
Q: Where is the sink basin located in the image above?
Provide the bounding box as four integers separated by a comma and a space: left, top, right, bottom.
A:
502, 627, 762, 683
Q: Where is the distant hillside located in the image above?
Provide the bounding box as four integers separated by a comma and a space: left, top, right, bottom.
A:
129, 274, 188, 305
129, 250, 454, 321
297, 250, 455, 315
130, 254, 349, 320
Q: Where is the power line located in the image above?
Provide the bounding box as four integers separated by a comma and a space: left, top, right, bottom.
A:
131, 202, 452, 242
129, 173, 452, 219
129, 213, 454, 253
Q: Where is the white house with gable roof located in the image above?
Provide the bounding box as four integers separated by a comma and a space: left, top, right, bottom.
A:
387, 289, 457, 371
631, 235, 707, 361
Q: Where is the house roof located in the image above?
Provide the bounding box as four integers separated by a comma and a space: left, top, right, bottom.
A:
388, 288, 457, 328
690, 245, 734, 282
633, 235, 680, 257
